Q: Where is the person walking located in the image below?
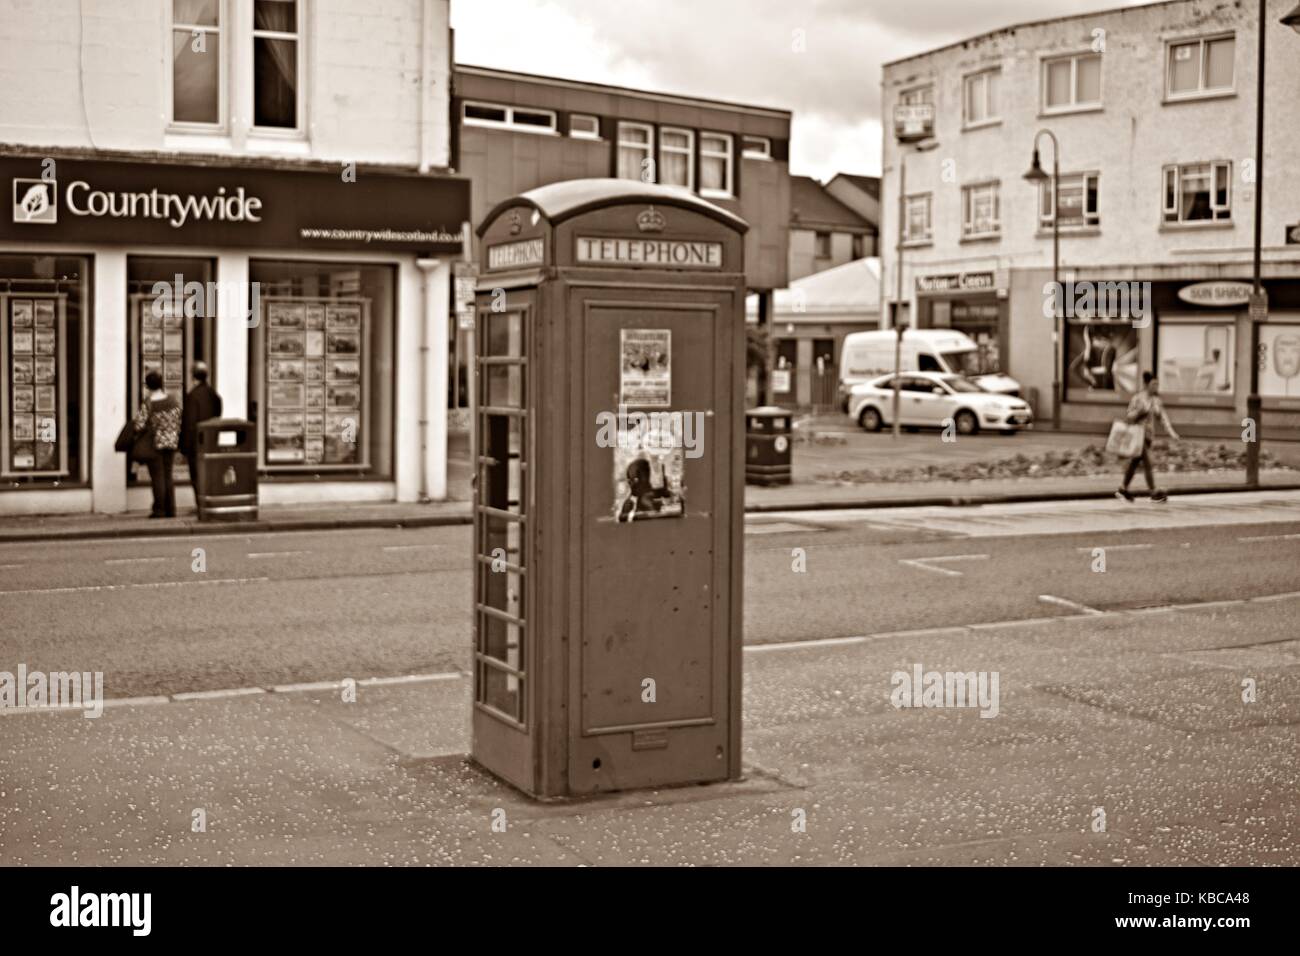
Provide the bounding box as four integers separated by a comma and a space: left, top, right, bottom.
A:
181, 361, 223, 493
1116, 371, 1180, 503
134, 370, 182, 518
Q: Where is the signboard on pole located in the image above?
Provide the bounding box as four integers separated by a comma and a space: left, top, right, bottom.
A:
1249, 291, 1269, 323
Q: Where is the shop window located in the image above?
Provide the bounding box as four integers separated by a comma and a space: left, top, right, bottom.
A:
1167, 34, 1235, 99
1065, 318, 1140, 400
1260, 325, 1300, 400
1042, 52, 1101, 112
1163, 162, 1231, 223
252, 0, 301, 131
1157, 320, 1234, 399
700, 133, 734, 197
1040, 172, 1100, 229
617, 122, 654, 182
126, 257, 217, 486
659, 127, 695, 191
0, 255, 91, 486
248, 261, 395, 478
962, 68, 1000, 128
962, 182, 1000, 238
171, 0, 225, 127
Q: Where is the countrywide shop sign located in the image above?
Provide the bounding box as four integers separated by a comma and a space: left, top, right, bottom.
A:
2, 154, 469, 254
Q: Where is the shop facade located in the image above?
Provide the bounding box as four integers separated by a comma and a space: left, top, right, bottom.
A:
0, 151, 468, 515
913, 270, 1008, 380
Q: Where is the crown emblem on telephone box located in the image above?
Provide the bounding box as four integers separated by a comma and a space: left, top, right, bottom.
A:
636, 206, 666, 233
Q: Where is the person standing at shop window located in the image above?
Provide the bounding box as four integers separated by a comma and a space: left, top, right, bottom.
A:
1116, 371, 1180, 504
134, 370, 182, 519
181, 361, 223, 493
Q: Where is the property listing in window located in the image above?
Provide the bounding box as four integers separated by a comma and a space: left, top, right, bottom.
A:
2, 295, 66, 476
250, 260, 395, 478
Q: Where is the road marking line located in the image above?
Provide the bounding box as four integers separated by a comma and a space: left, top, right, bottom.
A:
1237, 533, 1300, 542
1250, 590, 1300, 603
0, 563, 23, 570
358, 672, 462, 687
898, 554, 988, 577
0, 576, 269, 597
171, 687, 266, 701
1168, 599, 1246, 611
1073, 544, 1153, 552
101, 695, 171, 708
247, 550, 310, 559
382, 544, 444, 552
1038, 594, 1104, 615
104, 556, 169, 565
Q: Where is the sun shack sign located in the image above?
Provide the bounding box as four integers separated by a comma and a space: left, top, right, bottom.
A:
3, 154, 469, 254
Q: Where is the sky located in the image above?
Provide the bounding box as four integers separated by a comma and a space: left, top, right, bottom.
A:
451, 0, 1154, 183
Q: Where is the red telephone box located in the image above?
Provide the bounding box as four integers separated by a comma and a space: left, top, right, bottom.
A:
470, 180, 748, 798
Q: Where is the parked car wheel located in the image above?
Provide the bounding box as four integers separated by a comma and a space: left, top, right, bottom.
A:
955, 409, 979, 436
858, 406, 883, 432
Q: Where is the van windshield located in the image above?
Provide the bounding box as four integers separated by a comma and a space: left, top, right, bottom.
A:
938, 349, 981, 376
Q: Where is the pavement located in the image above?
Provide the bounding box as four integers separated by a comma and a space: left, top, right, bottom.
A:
2, 491, 1298, 864
1, 428, 1297, 542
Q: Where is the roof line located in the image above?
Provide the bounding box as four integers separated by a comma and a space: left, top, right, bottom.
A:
883, 0, 1189, 69
454, 63, 793, 119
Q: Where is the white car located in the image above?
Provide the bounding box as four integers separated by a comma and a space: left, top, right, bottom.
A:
848, 372, 1034, 436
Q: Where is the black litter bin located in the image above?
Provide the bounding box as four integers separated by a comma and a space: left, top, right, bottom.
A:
745, 406, 793, 486
195, 418, 258, 521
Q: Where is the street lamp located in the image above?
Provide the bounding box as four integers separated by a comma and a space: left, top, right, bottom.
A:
1245, 0, 1299, 485
1024, 130, 1061, 430
892, 138, 939, 440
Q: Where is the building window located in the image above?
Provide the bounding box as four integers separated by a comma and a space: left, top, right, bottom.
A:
248, 261, 396, 478
171, 0, 224, 127
904, 193, 932, 241
814, 232, 831, 259
1167, 34, 1235, 99
659, 127, 695, 190
961, 182, 1000, 238
1, 255, 92, 486
1043, 52, 1101, 111
742, 136, 772, 159
617, 122, 654, 182
463, 102, 557, 134
1163, 161, 1231, 223
700, 132, 734, 197
1040, 172, 1100, 228
1067, 318, 1139, 399
900, 85, 934, 106
252, 0, 300, 131
962, 69, 1000, 127
1260, 325, 1300, 399
851, 234, 864, 259
569, 114, 600, 139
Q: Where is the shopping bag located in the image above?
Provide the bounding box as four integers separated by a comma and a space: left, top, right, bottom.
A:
1105, 420, 1144, 459
113, 420, 135, 453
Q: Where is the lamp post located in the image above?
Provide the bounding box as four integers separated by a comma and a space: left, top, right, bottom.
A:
1023, 130, 1061, 430
1246, 2, 1300, 485
892, 138, 939, 440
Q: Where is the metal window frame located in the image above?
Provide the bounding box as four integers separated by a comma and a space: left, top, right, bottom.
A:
658, 126, 696, 191
699, 131, 734, 198
1165, 32, 1236, 100
167, 0, 229, 132
249, 0, 306, 137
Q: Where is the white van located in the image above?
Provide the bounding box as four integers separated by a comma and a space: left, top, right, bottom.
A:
838, 329, 1020, 409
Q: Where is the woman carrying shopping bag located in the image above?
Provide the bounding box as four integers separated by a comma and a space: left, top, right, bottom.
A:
1115, 371, 1180, 503
132, 370, 183, 518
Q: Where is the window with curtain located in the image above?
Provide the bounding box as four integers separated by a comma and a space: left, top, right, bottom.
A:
659, 128, 694, 190
172, 0, 222, 126
253, 0, 299, 130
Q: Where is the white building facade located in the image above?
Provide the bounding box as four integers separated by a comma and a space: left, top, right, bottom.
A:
0, 0, 468, 515
882, 0, 1300, 436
